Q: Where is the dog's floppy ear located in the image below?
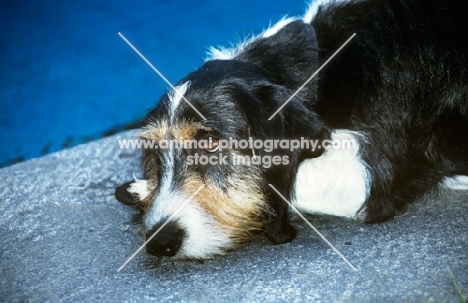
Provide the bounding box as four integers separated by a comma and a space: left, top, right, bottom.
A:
265, 100, 329, 244
236, 20, 319, 102
235, 21, 322, 244
244, 84, 329, 244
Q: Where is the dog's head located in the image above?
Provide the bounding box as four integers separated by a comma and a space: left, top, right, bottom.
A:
116, 20, 329, 259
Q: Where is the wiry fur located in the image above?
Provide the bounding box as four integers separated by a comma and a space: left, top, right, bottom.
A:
116, 0, 468, 259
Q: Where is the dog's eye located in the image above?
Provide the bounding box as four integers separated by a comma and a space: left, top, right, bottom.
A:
204, 137, 220, 153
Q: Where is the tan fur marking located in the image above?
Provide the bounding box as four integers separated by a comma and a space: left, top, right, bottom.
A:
139, 120, 170, 141
181, 170, 269, 245
174, 121, 210, 141
139, 119, 211, 142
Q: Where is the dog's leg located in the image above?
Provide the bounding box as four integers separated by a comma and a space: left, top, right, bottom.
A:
358, 132, 449, 223
263, 165, 298, 244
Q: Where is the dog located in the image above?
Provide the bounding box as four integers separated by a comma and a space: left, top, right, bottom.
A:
116, 0, 468, 259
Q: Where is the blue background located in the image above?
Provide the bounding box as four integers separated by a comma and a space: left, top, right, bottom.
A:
0, 0, 307, 167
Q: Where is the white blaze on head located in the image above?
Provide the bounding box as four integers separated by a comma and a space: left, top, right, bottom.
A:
168, 81, 191, 121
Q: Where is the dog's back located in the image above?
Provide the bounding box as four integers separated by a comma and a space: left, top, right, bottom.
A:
308, 0, 468, 222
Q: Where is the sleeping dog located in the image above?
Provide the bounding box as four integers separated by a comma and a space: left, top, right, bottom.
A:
116, 0, 468, 259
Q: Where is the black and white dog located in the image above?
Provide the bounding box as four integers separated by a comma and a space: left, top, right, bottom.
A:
116, 0, 468, 259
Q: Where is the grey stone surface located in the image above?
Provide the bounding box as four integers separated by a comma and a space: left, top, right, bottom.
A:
1, 130, 467, 302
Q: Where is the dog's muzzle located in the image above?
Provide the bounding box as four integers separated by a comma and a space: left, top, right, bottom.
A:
146, 221, 184, 257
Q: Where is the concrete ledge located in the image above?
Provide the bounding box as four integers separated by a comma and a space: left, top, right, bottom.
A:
1, 131, 467, 302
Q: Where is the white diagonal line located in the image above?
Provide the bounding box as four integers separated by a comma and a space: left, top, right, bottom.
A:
268, 184, 358, 271
118, 32, 207, 120
268, 33, 356, 120
117, 184, 205, 272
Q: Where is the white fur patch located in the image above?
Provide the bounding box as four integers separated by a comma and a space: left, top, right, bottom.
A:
206, 17, 298, 61
168, 82, 190, 121
441, 175, 468, 190
206, 45, 238, 61
128, 178, 150, 200
262, 17, 297, 38
175, 203, 232, 259
293, 130, 369, 219
145, 152, 175, 231
303, 0, 352, 23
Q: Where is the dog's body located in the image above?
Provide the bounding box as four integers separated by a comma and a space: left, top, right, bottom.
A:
116, 0, 468, 259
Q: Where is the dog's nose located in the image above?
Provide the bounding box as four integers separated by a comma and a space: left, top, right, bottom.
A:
146, 221, 183, 257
